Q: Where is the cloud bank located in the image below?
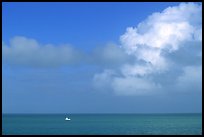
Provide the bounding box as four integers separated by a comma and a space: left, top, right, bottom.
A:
2, 36, 83, 67
2, 3, 202, 96
3, 38, 134, 68
93, 2, 202, 95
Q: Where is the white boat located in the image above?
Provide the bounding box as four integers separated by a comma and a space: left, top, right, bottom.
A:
65, 117, 71, 121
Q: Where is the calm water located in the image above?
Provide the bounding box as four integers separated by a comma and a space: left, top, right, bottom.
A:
2, 113, 202, 135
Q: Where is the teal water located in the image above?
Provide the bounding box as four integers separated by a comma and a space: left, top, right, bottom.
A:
2, 113, 202, 135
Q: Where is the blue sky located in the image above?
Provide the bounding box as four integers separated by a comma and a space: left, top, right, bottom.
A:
3, 2, 182, 50
2, 2, 202, 113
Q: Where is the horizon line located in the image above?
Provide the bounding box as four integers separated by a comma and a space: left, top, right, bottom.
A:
2, 112, 202, 115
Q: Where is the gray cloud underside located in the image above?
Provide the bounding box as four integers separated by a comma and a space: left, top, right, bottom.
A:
93, 2, 202, 95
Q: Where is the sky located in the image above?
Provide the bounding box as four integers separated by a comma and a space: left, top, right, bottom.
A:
2, 2, 202, 113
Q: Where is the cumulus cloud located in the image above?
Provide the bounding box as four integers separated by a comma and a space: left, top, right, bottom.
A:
2, 37, 135, 68
2, 36, 83, 67
93, 2, 202, 95
120, 2, 201, 75
111, 76, 161, 96
2, 3, 202, 96
89, 44, 135, 68
164, 41, 202, 66
93, 69, 117, 91
176, 65, 202, 92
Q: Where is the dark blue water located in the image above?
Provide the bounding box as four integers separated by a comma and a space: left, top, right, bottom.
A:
2, 113, 202, 135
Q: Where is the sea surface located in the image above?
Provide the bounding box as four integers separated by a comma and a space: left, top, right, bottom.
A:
2, 113, 202, 135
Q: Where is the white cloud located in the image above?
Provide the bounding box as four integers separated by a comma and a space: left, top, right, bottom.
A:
176, 65, 202, 92
121, 64, 153, 77
93, 69, 116, 91
90, 44, 134, 67
120, 2, 201, 75
93, 2, 202, 96
93, 69, 161, 95
111, 76, 160, 96
2, 36, 83, 67
2, 3, 202, 96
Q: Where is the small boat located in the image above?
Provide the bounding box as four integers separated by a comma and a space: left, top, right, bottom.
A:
65, 117, 71, 121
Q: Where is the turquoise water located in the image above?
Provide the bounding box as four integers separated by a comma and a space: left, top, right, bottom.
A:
2, 113, 202, 135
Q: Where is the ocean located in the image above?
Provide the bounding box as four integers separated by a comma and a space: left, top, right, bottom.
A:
2, 113, 202, 135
